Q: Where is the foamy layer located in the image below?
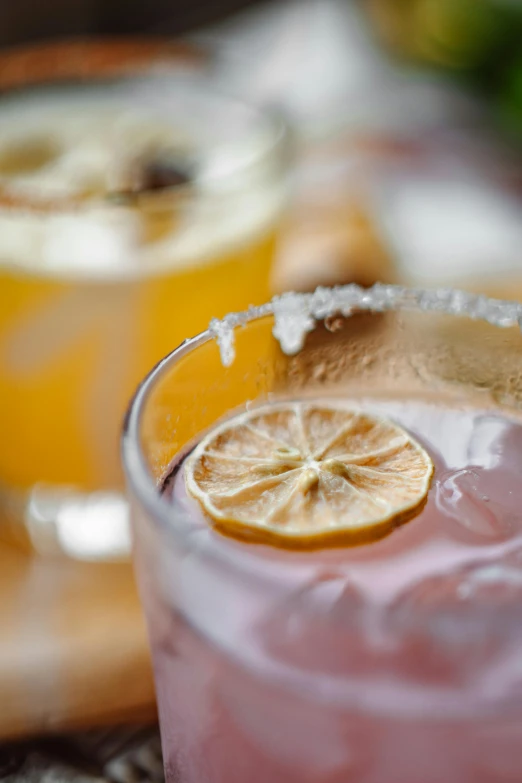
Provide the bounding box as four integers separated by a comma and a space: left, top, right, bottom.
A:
0, 79, 285, 277
0, 80, 191, 201
0, 192, 283, 278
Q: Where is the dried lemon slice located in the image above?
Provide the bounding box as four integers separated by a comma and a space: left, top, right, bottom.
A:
185, 401, 434, 548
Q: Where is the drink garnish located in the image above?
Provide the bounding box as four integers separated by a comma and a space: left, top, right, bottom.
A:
185, 401, 434, 548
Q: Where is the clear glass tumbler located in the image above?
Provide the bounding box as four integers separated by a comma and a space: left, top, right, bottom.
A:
123, 284, 522, 783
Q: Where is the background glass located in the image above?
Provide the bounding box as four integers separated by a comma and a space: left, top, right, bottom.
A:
0, 41, 290, 556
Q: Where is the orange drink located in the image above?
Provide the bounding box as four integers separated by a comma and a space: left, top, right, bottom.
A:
0, 43, 289, 553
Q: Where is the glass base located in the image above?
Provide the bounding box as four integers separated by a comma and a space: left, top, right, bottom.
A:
0, 483, 131, 560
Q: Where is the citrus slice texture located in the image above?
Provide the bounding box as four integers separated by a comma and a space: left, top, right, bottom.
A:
185, 401, 434, 548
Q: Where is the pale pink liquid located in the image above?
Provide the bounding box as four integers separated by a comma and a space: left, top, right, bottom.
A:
137, 400, 522, 782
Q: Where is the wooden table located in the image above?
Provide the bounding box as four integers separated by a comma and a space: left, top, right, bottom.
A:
0, 542, 156, 740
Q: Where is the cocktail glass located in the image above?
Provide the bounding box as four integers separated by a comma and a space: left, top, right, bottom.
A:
123, 283, 522, 783
0, 41, 290, 556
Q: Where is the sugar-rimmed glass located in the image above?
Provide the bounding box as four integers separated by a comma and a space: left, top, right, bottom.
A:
123, 283, 522, 783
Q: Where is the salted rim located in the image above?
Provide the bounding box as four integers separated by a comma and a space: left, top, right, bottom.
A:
122, 283, 522, 717
208, 282, 522, 364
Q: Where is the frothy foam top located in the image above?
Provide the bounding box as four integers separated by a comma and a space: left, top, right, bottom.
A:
0, 79, 284, 278
209, 284, 522, 366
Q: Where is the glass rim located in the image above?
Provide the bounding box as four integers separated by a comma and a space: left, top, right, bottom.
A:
0, 37, 292, 215
122, 281, 522, 569
122, 283, 522, 716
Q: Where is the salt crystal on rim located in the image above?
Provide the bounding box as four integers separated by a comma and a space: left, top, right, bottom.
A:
209, 284, 522, 367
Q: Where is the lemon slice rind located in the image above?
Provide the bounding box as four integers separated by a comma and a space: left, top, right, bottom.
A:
185, 401, 434, 549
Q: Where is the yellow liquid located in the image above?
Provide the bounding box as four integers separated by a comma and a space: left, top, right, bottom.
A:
0, 228, 276, 492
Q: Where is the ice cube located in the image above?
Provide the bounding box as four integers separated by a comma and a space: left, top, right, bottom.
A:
436, 467, 520, 544
467, 414, 522, 470
255, 572, 368, 675
390, 557, 522, 688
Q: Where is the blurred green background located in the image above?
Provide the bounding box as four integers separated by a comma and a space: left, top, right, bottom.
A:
368, 0, 522, 139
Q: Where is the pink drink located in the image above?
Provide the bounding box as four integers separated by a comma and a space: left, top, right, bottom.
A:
136, 398, 522, 783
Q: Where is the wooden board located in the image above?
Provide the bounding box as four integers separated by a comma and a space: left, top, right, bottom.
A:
0, 543, 156, 740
